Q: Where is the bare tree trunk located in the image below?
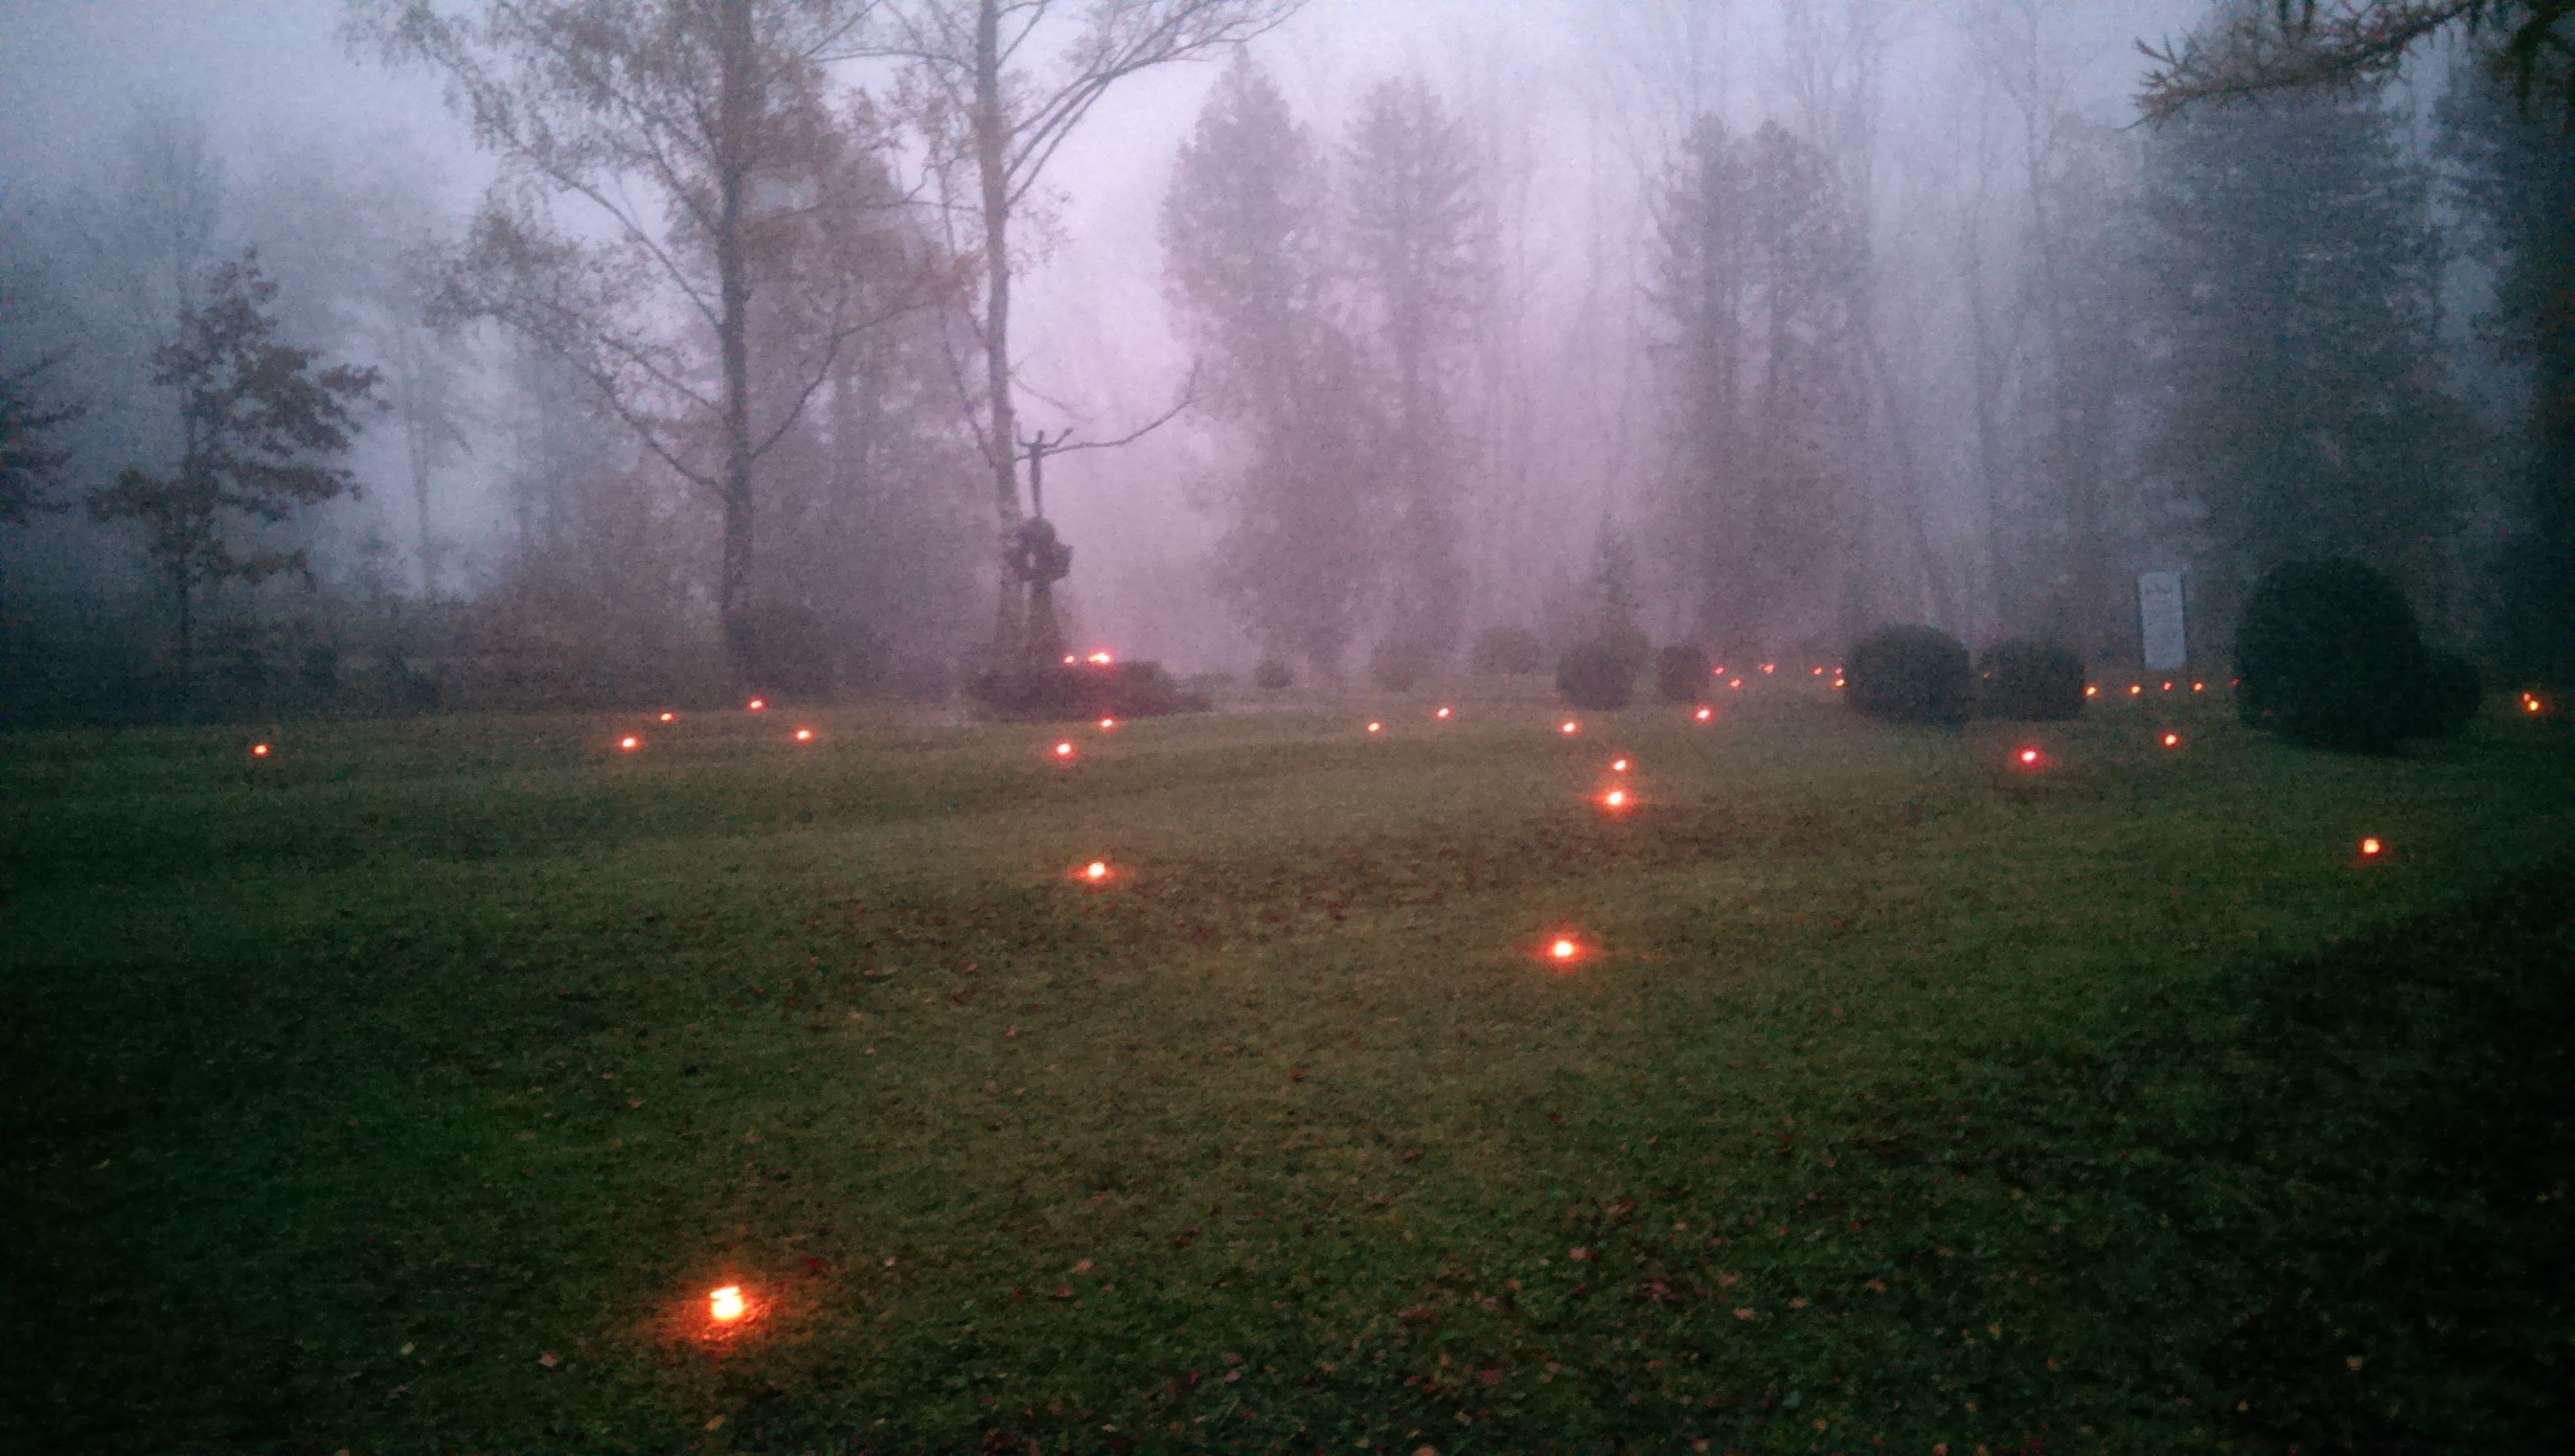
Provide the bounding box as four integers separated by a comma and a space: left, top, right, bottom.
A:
975, 0, 1024, 661
716, 0, 759, 688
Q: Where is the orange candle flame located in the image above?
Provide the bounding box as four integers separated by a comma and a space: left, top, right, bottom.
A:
794, 728, 813, 742
1084, 860, 1108, 881
1604, 788, 1628, 808
1550, 938, 1578, 961
1366, 721, 1382, 734
1561, 720, 1580, 736
1086, 651, 1113, 665
1761, 664, 1775, 674
710, 1285, 745, 1323
250, 742, 271, 758
1694, 706, 1713, 721
659, 711, 675, 722
620, 736, 641, 751
1435, 706, 1451, 719
1610, 758, 1629, 772
2161, 732, 2181, 749
747, 698, 765, 711
2359, 837, 2382, 858
1054, 741, 1075, 760
1728, 678, 1743, 690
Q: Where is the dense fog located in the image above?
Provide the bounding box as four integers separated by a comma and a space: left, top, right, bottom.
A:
1, 0, 2564, 724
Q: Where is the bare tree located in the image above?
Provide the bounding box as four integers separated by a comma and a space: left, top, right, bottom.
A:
361, 0, 920, 685
876, 0, 1299, 658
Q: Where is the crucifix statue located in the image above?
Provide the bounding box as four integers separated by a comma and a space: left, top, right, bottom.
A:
1011, 429, 1075, 669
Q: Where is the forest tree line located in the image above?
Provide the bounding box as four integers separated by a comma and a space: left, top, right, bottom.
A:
0, 0, 2566, 727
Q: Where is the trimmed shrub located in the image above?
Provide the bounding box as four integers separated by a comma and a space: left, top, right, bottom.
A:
1556, 639, 1638, 710
969, 660, 1211, 720
1470, 625, 1546, 676
2409, 650, 2482, 739
1976, 639, 2086, 721
1653, 644, 1712, 703
1370, 636, 1436, 693
1845, 625, 1971, 726
2233, 559, 2431, 753
1253, 657, 1295, 691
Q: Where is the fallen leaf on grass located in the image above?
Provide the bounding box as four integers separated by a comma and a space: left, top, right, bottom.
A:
705, 1415, 724, 1430
537, 1351, 558, 1368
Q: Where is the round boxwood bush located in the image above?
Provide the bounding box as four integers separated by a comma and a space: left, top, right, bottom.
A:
1844, 625, 1971, 726
2408, 649, 2482, 739
1470, 625, 1546, 676
2233, 559, 2432, 753
1557, 639, 1639, 710
1975, 638, 2086, 721
1253, 657, 1295, 691
1652, 643, 1711, 703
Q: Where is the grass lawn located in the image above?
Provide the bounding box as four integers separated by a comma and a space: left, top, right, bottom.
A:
4, 679, 2569, 1454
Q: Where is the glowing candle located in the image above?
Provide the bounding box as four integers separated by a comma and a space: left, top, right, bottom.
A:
620, 736, 641, 752
1054, 741, 1075, 760
1610, 759, 1629, 773
1087, 651, 1113, 665
1062, 655, 1077, 666
1728, 678, 1743, 690
1604, 788, 1628, 808
1694, 706, 1713, 721
659, 712, 675, 722
2191, 682, 2204, 693
709, 1285, 745, 1323
1099, 717, 1116, 730
2085, 685, 2099, 697
1085, 860, 1108, 881
2359, 836, 2382, 858
794, 728, 813, 742
2129, 685, 2143, 696
1561, 721, 1580, 736
1761, 664, 1775, 674
2162, 681, 2174, 692
1435, 706, 1452, 719
1366, 721, 1382, 734
747, 698, 765, 711
2526, 694, 2545, 715
2160, 732, 2180, 749
1550, 938, 1578, 961
250, 742, 271, 758
1812, 666, 1825, 676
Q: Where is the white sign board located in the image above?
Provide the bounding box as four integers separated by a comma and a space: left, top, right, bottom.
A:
2138, 571, 2188, 671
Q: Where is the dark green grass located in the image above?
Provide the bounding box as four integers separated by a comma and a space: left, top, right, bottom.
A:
3, 687, 2568, 1454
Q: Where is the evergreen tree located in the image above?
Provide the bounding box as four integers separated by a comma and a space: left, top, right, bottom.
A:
2442, 57, 2575, 687
87, 252, 378, 703
2143, 81, 2466, 614
1163, 56, 1379, 678
1654, 117, 1866, 661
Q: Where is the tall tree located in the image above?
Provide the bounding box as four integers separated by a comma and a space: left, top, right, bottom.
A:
1652, 117, 1867, 661
0, 353, 82, 528
87, 253, 377, 702
2139, 0, 2572, 125
1162, 54, 1376, 677
878, 0, 1299, 660
2442, 54, 2575, 685
364, 0, 907, 685
1342, 75, 1487, 669
2143, 80, 2465, 611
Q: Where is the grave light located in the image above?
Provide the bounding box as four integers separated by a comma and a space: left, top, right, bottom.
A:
1610, 758, 1629, 773
1084, 860, 1109, 881
1548, 937, 1581, 963
1832, 677, 1844, 690
709, 1285, 745, 1324
1062, 654, 1077, 666
251, 742, 271, 758
2160, 732, 2181, 749
2192, 682, 2205, 693
659, 712, 676, 722
1812, 666, 1825, 676
748, 698, 766, 711
1712, 666, 1726, 676
2129, 685, 2143, 696
1366, 721, 1382, 734
1099, 717, 1116, 730
1086, 651, 1113, 666
2085, 685, 2099, 698
1435, 706, 1452, 719
2525, 694, 2545, 715
620, 735, 641, 752
1729, 678, 1743, 690
793, 728, 813, 742
2014, 745, 2051, 772
2359, 836, 2381, 857
1561, 720, 1581, 736
1602, 788, 1629, 809
1054, 741, 1076, 761
1694, 706, 1714, 721
2161, 681, 2174, 692
1761, 664, 1775, 674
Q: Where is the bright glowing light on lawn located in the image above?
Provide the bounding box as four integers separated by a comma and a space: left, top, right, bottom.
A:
2192, 681, 2205, 692
1604, 788, 1628, 808
620, 736, 641, 751
1728, 678, 1743, 690
1084, 860, 1108, 881
2161, 732, 2181, 749
1435, 706, 1451, 719
2359, 836, 2382, 858
709, 1285, 745, 1323
1812, 666, 1825, 676
1761, 663, 1775, 674
1550, 938, 1578, 961
1054, 741, 1075, 760
2129, 684, 2143, 696
747, 697, 765, 711
1610, 758, 1629, 772
794, 728, 813, 742
1062, 654, 1077, 665
660, 712, 676, 722
2085, 685, 2099, 697
1832, 677, 1844, 689
2161, 681, 2174, 692
1099, 717, 1116, 730
2019, 748, 2039, 764
1365, 720, 1382, 734
1695, 706, 1713, 721
1086, 650, 1113, 665
250, 742, 271, 758
2526, 694, 2545, 714
1561, 720, 1580, 736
